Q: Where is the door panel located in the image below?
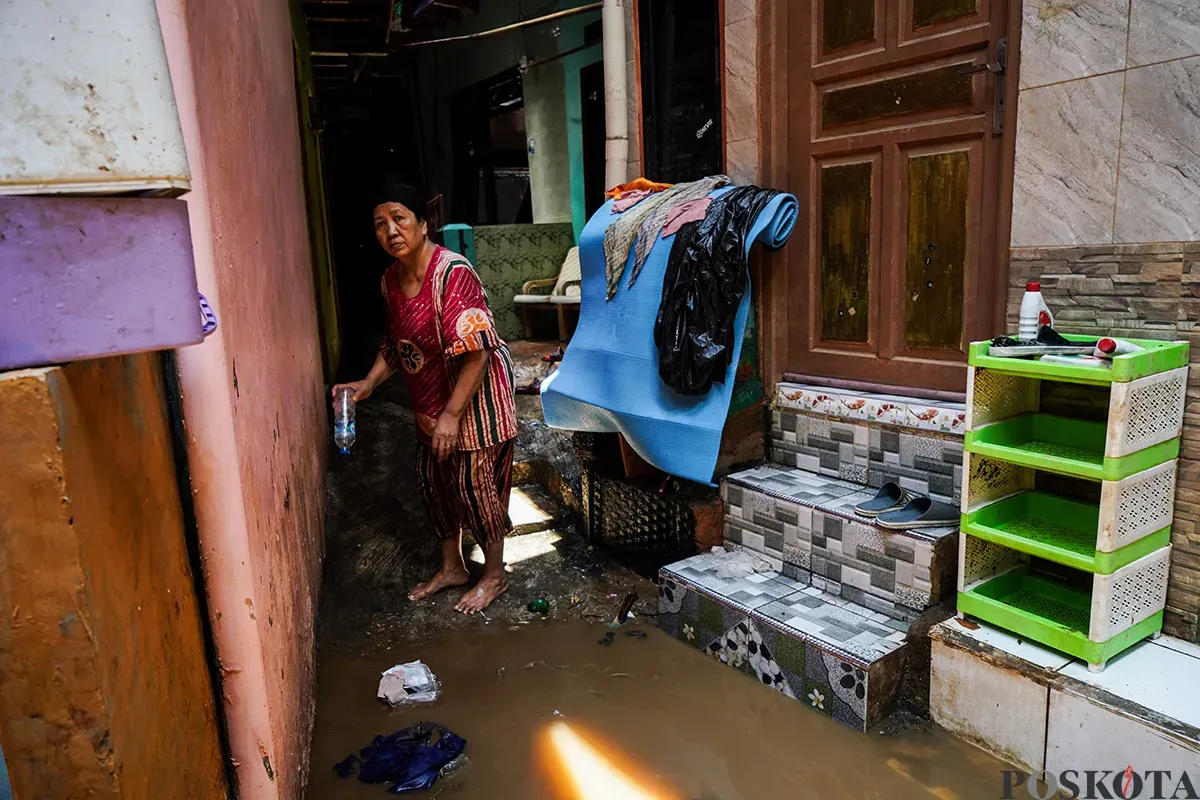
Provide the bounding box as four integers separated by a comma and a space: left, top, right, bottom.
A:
819, 0, 882, 57
902, 147, 971, 351
786, 0, 1009, 391
912, 0, 979, 30
818, 159, 875, 344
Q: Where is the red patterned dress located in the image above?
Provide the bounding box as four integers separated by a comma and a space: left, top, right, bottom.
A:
380, 246, 518, 544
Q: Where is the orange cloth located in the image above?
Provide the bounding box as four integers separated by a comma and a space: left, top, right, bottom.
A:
604, 178, 673, 200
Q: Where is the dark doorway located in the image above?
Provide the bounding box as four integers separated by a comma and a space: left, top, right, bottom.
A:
638, 0, 723, 183
580, 61, 607, 218
449, 68, 533, 226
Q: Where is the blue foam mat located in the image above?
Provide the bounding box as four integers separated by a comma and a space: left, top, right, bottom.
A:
541, 186, 798, 485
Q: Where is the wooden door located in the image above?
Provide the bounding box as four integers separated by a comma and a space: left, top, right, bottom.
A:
784, 0, 1011, 391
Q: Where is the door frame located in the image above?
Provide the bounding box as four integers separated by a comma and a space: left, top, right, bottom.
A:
757, 0, 1023, 394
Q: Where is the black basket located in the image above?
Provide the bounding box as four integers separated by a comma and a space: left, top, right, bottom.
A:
581, 469, 695, 555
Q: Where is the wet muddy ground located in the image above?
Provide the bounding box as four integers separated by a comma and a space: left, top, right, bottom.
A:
306, 620, 1008, 799
315, 339, 1007, 798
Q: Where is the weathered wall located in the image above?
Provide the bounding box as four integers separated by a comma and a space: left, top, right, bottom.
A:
1008, 1, 1200, 640
158, 0, 328, 796
0, 357, 227, 799
523, 59, 573, 224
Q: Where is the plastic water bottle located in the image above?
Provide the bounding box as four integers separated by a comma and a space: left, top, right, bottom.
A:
333, 387, 356, 455
1018, 281, 1053, 340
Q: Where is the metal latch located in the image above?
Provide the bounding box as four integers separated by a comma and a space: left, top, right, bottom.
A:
958, 38, 1008, 135
958, 38, 1007, 76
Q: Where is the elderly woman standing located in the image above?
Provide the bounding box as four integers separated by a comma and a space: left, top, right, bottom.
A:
333, 184, 518, 613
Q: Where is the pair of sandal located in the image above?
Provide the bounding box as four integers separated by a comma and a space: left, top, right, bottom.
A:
853, 482, 958, 530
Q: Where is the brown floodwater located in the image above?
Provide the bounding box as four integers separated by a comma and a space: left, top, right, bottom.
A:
307, 620, 1008, 800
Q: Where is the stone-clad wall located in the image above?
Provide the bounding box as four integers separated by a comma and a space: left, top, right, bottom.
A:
1009, 244, 1200, 641
1006, 0, 1200, 642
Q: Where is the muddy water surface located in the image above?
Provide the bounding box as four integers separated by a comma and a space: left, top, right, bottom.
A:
307, 620, 1007, 800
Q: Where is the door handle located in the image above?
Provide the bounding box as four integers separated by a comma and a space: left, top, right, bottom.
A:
958, 61, 1003, 75
958, 37, 1008, 76
958, 38, 1008, 135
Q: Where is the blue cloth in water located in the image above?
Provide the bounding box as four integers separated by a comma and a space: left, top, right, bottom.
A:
334, 723, 466, 794
541, 186, 798, 485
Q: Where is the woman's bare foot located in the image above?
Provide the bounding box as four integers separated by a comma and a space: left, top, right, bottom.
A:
408, 567, 470, 601
455, 573, 509, 613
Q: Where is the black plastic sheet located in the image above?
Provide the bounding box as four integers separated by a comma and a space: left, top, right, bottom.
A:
653, 186, 781, 396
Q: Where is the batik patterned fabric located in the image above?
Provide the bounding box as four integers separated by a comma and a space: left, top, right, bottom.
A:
381, 246, 518, 450
601, 175, 729, 300
416, 439, 515, 545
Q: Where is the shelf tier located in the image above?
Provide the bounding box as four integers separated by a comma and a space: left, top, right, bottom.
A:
968, 336, 1189, 385
958, 568, 1164, 665
964, 414, 1178, 481
961, 491, 1171, 574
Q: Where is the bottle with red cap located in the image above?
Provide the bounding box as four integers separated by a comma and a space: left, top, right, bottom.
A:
1093, 337, 1144, 359
1018, 281, 1053, 340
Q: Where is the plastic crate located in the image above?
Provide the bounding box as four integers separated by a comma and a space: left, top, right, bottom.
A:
581, 469, 695, 554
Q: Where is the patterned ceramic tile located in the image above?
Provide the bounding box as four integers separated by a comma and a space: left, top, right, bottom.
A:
727, 466, 862, 506
754, 593, 907, 664
472, 223, 575, 341
662, 553, 804, 612
774, 383, 965, 436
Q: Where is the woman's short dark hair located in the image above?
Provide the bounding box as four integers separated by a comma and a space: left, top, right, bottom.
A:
370, 182, 427, 221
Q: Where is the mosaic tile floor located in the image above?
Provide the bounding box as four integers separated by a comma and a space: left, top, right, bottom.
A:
661, 552, 911, 667
658, 552, 911, 731
664, 553, 808, 612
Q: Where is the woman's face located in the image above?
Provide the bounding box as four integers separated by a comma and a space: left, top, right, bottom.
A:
373, 202, 427, 259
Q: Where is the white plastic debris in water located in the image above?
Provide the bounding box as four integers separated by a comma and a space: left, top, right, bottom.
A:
377, 660, 441, 707
704, 547, 772, 580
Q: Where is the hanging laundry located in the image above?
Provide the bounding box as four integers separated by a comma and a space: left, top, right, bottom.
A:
602, 176, 729, 300
612, 189, 653, 213
654, 186, 783, 396
660, 197, 712, 238
628, 176, 729, 292
604, 177, 672, 200
540, 183, 797, 485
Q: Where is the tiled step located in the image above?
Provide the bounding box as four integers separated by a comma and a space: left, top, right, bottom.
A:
770, 382, 966, 505
722, 465, 958, 624
656, 553, 909, 732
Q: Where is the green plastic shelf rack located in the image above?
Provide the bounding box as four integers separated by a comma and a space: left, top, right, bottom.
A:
958, 336, 1187, 670
958, 567, 1164, 666
960, 491, 1171, 574
968, 336, 1189, 384
964, 413, 1178, 481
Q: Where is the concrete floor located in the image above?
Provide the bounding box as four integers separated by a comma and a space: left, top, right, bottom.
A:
317, 339, 656, 654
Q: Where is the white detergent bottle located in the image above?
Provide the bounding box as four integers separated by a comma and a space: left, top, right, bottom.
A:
1018, 281, 1053, 340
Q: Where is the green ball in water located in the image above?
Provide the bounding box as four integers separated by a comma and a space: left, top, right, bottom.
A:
527, 597, 550, 614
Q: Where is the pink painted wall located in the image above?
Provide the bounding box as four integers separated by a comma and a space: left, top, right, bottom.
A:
157, 0, 327, 797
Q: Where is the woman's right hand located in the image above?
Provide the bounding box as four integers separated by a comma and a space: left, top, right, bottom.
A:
331, 379, 375, 403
